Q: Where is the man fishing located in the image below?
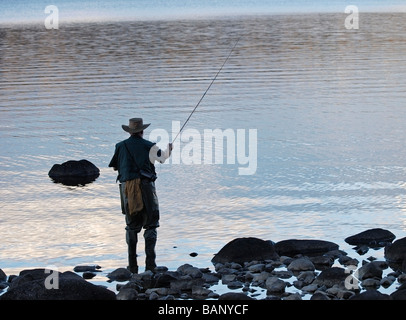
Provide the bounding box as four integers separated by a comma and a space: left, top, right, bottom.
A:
109, 118, 173, 273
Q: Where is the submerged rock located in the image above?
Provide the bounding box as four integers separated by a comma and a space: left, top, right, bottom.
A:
48, 159, 100, 186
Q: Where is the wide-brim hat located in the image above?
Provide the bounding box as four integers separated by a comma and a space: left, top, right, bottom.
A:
122, 118, 150, 133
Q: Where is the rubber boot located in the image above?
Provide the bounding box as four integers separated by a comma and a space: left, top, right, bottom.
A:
126, 227, 139, 274
144, 228, 157, 272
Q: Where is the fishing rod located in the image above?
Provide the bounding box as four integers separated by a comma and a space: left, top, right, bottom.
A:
171, 38, 241, 144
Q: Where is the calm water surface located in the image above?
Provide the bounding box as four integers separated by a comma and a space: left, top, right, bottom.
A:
1, 13, 406, 273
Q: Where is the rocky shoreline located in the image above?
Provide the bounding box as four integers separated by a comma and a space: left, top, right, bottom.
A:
1, 228, 406, 300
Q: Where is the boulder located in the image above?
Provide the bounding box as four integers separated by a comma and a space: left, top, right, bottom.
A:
211, 237, 279, 265
345, 228, 396, 247
0, 268, 115, 300
357, 261, 386, 280
274, 239, 339, 257
385, 237, 406, 263
48, 159, 100, 186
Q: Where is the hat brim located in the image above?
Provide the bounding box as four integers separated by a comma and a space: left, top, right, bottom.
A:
122, 123, 150, 133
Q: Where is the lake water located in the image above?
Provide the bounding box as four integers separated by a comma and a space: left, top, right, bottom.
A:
1, 11, 406, 278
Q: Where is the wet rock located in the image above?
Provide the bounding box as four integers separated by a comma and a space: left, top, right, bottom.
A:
309, 255, 334, 270
297, 271, 317, 285
310, 292, 330, 300
48, 159, 100, 186
355, 245, 369, 255
345, 228, 396, 247
385, 237, 406, 263
211, 237, 279, 265
357, 261, 385, 280
82, 272, 96, 279
313, 267, 348, 288
107, 268, 132, 282
73, 265, 102, 273
338, 255, 359, 267
274, 239, 339, 257
287, 257, 315, 272
1, 268, 115, 300
227, 280, 244, 289
247, 263, 265, 273
116, 288, 138, 300
177, 264, 203, 278
380, 275, 396, 288
170, 277, 204, 292
192, 285, 213, 297
361, 278, 380, 289
266, 277, 286, 293
202, 272, 220, 284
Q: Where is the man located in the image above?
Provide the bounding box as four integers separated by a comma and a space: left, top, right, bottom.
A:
109, 118, 172, 273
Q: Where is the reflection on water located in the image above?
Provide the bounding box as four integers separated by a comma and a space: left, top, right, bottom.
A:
1, 14, 406, 272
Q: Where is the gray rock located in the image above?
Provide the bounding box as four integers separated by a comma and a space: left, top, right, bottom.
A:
361, 278, 381, 288
287, 257, 315, 272
274, 239, 339, 257
310, 292, 330, 300
345, 228, 396, 247
302, 284, 318, 293
314, 267, 348, 288
107, 267, 132, 282
380, 275, 396, 288
211, 237, 279, 265
177, 264, 203, 279
309, 255, 334, 270
297, 271, 316, 285
192, 285, 212, 296
221, 274, 236, 284
116, 288, 138, 300
283, 293, 302, 300
202, 272, 220, 284
266, 277, 286, 293
227, 281, 244, 289
248, 263, 265, 273
170, 277, 204, 292
357, 262, 384, 280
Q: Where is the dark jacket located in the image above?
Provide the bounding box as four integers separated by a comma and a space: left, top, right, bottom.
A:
109, 135, 157, 183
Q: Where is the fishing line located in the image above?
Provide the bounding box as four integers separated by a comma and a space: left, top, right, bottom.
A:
171, 38, 241, 144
